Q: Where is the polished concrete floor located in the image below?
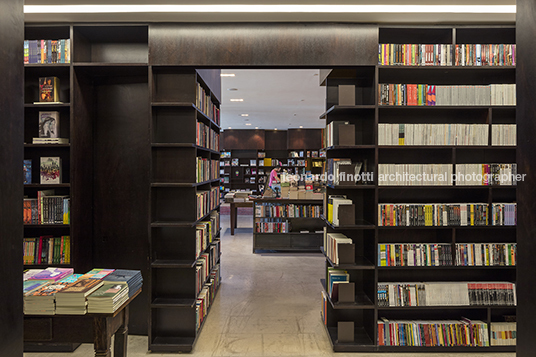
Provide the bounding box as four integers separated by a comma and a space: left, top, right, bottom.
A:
25, 211, 516, 357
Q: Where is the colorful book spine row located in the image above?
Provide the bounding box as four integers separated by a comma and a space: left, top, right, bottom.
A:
492, 125, 516, 146
490, 322, 516, 346
456, 164, 517, 186
24, 39, 71, 64
254, 220, 289, 233
378, 319, 489, 347
455, 243, 516, 266
378, 164, 453, 186
377, 281, 516, 307
196, 157, 220, 183
378, 203, 516, 227
195, 220, 213, 260
196, 264, 221, 331
195, 245, 220, 296
196, 186, 219, 220
378, 244, 453, 267
378, 43, 515, 67
378, 84, 516, 106
195, 82, 220, 125
23, 236, 70, 265
196, 121, 219, 151
378, 124, 489, 146
23, 196, 70, 225
255, 203, 322, 218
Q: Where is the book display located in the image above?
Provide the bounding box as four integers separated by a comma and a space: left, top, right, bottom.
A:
319, 26, 516, 352
220, 146, 325, 195
252, 198, 324, 252
220, 129, 325, 195
23, 25, 76, 276
150, 68, 222, 352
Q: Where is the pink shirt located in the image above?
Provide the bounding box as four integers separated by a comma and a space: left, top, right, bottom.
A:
269, 169, 279, 186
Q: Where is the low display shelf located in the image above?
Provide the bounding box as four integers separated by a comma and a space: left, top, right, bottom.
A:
252, 198, 324, 253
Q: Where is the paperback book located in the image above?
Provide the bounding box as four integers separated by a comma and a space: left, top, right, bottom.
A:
40, 157, 61, 184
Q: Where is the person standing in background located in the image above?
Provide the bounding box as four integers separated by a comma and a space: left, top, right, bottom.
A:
269, 165, 282, 197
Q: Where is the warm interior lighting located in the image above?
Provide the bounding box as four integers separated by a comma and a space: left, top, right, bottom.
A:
299, 126, 304, 128
241, 114, 249, 117
230, 99, 244, 102
221, 73, 236, 77
24, 5, 516, 14
245, 123, 252, 126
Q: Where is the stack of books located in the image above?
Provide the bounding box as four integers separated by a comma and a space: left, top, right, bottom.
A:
103, 269, 143, 298
55, 279, 104, 314
87, 283, 130, 313
24, 274, 81, 315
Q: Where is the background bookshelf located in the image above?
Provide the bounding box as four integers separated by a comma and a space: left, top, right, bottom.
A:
252, 198, 324, 252
220, 129, 324, 195
320, 25, 516, 352
149, 68, 222, 352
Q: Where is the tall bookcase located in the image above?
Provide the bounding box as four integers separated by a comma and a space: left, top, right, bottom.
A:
320, 26, 516, 352
149, 68, 222, 352
23, 25, 97, 275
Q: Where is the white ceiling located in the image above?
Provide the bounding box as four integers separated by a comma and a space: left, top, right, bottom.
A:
220, 69, 326, 130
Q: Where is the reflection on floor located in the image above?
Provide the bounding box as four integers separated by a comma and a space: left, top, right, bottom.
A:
25, 212, 516, 357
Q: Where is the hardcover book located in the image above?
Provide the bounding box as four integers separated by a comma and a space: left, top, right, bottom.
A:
23, 159, 32, 184
40, 157, 61, 184
38, 77, 60, 103
38, 111, 59, 138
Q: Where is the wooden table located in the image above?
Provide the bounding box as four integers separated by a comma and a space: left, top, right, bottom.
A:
230, 201, 254, 235
24, 288, 141, 357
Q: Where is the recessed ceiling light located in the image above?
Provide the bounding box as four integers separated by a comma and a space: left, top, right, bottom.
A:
245, 123, 252, 126
227, 88, 238, 91
23, 5, 516, 14
241, 114, 249, 117
230, 99, 244, 102
255, 127, 258, 129
221, 73, 235, 77
300, 126, 304, 128
228, 126, 232, 129
274, 128, 278, 131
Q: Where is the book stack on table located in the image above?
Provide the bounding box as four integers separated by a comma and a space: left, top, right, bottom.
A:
103, 269, 143, 299
87, 283, 130, 313
22, 267, 142, 315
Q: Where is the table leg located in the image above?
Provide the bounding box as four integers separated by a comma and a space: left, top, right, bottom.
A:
114, 305, 129, 357
230, 204, 235, 235
94, 317, 112, 357
234, 206, 238, 228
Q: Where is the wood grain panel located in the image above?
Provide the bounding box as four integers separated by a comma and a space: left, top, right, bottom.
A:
222, 130, 265, 150
92, 75, 150, 335
0, 1, 24, 355
288, 129, 322, 150
516, 1, 534, 355
265, 130, 288, 151
149, 23, 378, 66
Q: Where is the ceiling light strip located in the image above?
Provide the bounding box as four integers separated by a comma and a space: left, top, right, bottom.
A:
24, 5, 516, 14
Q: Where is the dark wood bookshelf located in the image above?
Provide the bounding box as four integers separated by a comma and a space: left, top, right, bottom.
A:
319, 105, 376, 119
321, 279, 375, 309
321, 247, 375, 270
252, 198, 324, 253
320, 27, 517, 351
149, 68, 221, 352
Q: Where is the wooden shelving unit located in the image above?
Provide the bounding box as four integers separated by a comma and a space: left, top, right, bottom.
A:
320, 25, 516, 352
252, 198, 324, 253
149, 68, 222, 352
